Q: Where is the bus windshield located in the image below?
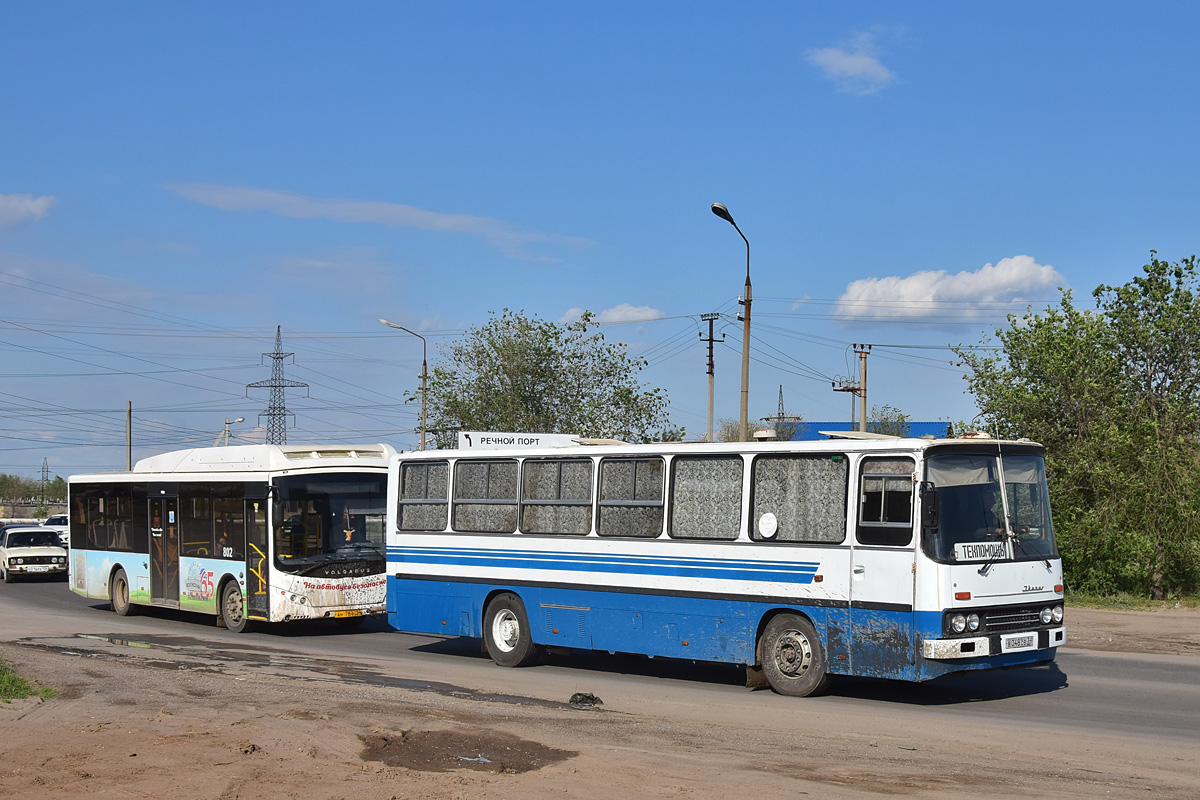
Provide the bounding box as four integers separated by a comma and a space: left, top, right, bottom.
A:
922, 451, 1057, 563
273, 472, 387, 575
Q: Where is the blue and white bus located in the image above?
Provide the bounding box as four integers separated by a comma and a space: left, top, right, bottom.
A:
69, 444, 395, 632
385, 433, 1065, 696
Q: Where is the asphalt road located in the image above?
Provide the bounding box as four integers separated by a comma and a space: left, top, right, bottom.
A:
3, 575, 1198, 747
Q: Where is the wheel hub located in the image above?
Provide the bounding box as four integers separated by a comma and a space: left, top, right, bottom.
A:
774, 630, 812, 676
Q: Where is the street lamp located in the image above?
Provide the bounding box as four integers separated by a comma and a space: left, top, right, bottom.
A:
711, 202, 752, 442
379, 318, 428, 451
214, 417, 244, 447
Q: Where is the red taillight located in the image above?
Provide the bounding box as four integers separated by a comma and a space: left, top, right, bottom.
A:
1054, 584, 1063, 593
955, 591, 971, 600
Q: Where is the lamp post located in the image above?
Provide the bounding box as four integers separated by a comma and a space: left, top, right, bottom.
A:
711, 202, 751, 442
214, 417, 244, 447
379, 318, 428, 451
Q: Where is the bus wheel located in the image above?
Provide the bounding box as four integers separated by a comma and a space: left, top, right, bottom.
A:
222, 582, 249, 634
111, 569, 134, 615
760, 613, 829, 697
483, 593, 541, 667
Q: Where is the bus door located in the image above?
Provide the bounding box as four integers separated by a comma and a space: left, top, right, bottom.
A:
848, 458, 917, 679
149, 496, 180, 606
245, 497, 270, 619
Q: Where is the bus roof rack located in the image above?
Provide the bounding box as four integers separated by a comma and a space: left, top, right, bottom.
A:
817, 430, 902, 440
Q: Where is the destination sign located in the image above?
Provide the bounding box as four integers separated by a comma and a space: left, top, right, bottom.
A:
955, 541, 1006, 562
457, 431, 583, 450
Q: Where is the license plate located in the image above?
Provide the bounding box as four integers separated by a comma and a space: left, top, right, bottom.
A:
1002, 633, 1037, 653
333, 609, 362, 619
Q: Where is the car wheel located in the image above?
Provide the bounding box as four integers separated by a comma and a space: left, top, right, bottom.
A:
111, 568, 134, 615
483, 593, 543, 667
760, 613, 830, 697
222, 582, 249, 633
2, 565, 14, 584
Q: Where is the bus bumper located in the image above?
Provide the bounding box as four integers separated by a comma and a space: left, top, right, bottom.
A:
923, 626, 1066, 659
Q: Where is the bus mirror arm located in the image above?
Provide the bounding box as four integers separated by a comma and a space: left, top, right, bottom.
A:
919, 483, 940, 531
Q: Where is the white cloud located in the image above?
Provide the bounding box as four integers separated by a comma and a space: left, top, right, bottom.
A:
560, 303, 664, 326
807, 30, 895, 96
167, 183, 589, 261
835, 256, 1065, 320
0, 193, 57, 227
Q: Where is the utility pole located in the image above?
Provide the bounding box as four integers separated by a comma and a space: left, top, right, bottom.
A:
711, 202, 752, 442
39, 458, 49, 505
247, 326, 309, 445
699, 313, 724, 442
126, 401, 132, 470
832, 378, 861, 429
853, 343, 871, 432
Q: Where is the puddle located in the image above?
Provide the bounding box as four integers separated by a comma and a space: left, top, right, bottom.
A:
360, 729, 575, 773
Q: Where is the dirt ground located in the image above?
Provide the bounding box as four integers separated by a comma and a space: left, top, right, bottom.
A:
1, 605, 1198, 799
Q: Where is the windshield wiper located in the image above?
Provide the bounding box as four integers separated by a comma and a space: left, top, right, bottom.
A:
977, 526, 1018, 576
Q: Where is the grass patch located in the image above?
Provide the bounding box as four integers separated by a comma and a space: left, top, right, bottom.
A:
1067, 592, 1200, 610
0, 658, 58, 702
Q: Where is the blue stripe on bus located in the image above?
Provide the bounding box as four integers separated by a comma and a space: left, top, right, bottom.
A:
387, 546, 819, 584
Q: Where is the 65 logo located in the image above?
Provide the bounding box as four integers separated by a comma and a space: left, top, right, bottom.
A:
198, 570, 215, 600
185, 564, 217, 600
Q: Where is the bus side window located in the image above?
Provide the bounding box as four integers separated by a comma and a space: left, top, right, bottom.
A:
669, 456, 743, 541
180, 489, 212, 557
397, 461, 449, 531
597, 457, 664, 538
452, 459, 518, 533
751, 454, 848, 542
520, 458, 593, 535
857, 458, 914, 546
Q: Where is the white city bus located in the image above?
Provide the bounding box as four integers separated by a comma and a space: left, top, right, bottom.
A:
69, 444, 395, 632
385, 433, 1065, 696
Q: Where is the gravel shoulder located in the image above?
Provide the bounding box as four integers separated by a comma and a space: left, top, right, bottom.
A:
1, 604, 1197, 799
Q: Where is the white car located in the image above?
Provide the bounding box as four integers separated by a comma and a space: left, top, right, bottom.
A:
43, 513, 70, 547
0, 526, 69, 583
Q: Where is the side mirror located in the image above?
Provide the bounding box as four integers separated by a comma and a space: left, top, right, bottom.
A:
920, 484, 940, 530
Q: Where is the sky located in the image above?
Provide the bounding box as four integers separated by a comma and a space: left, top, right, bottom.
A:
2, 2, 1199, 479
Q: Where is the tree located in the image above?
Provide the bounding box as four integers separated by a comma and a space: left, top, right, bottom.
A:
714, 418, 741, 443
764, 410, 805, 442
45, 476, 67, 503
867, 404, 911, 437
423, 309, 670, 447
954, 254, 1200, 598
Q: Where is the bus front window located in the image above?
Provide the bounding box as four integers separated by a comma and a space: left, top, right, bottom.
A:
923, 451, 1057, 564
272, 473, 386, 576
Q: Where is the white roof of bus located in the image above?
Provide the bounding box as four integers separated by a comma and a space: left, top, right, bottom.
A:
71, 443, 396, 480
388, 435, 1042, 462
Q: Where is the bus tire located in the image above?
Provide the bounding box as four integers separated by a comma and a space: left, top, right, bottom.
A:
483, 593, 541, 668
760, 613, 829, 697
221, 582, 249, 634
111, 568, 134, 615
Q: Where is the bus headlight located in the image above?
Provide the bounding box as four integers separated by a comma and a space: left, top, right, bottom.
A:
950, 613, 967, 634
1052, 605, 1064, 623
966, 613, 980, 632
1040, 607, 1053, 624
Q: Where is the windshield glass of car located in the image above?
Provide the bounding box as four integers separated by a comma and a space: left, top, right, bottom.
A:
922, 451, 1057, 563
7, 532, 60, 548
271, 472, 387, 574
